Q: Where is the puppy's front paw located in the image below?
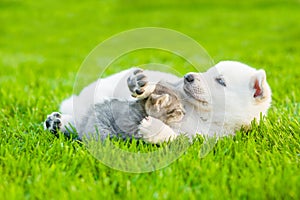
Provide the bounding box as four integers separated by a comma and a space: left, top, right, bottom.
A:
127, 68, 155, 99
139, 116, 166, 142
44, 112, 62, 134
139, 116, 178, 144
140, 116, 152, 127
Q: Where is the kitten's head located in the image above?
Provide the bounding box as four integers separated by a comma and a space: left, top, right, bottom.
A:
145, 84, 185, 125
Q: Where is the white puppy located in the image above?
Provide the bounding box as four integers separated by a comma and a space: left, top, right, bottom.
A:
45, 61, 271, 143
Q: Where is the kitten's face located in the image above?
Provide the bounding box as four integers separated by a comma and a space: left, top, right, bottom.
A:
145, 92, 185, 125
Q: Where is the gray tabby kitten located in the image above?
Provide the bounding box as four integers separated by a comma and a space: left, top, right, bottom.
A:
77, 82, 185, 141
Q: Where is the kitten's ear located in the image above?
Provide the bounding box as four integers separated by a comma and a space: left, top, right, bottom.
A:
250, 69, 266, 99
150, 94, 170, 108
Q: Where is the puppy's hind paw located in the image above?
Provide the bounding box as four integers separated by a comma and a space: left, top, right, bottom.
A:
44, 112, 62, 134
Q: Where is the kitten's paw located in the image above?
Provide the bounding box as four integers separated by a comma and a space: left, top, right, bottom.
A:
44, 112, 62, 134
127, 68, 155, 99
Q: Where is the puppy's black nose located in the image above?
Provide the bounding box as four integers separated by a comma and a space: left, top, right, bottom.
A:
184, 74, 194, 83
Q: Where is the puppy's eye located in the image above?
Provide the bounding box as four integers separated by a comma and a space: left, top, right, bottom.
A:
215, 77, 226, 87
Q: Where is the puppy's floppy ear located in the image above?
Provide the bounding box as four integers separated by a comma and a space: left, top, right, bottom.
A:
150, 94, 170, 111
250, 69, 266, 99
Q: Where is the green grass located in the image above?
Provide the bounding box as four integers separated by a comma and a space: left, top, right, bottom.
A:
1, 0, 300, 199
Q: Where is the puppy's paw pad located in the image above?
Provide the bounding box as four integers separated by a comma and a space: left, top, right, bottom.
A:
127, 68, 149, 98
44, 112, 62, 134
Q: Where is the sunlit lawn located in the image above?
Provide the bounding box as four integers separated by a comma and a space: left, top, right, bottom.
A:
0, 0, 299, 199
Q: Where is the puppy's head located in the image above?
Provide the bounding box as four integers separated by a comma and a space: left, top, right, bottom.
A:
145, 84, 185, 125
183, 61, 272, 128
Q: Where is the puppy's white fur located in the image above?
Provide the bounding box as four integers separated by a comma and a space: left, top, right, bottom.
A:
179, 61, 271, 138
58, 61, 271, 143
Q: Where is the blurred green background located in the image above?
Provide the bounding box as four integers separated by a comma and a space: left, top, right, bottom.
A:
0, 0, 299, 199
1, 0, 299, 101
